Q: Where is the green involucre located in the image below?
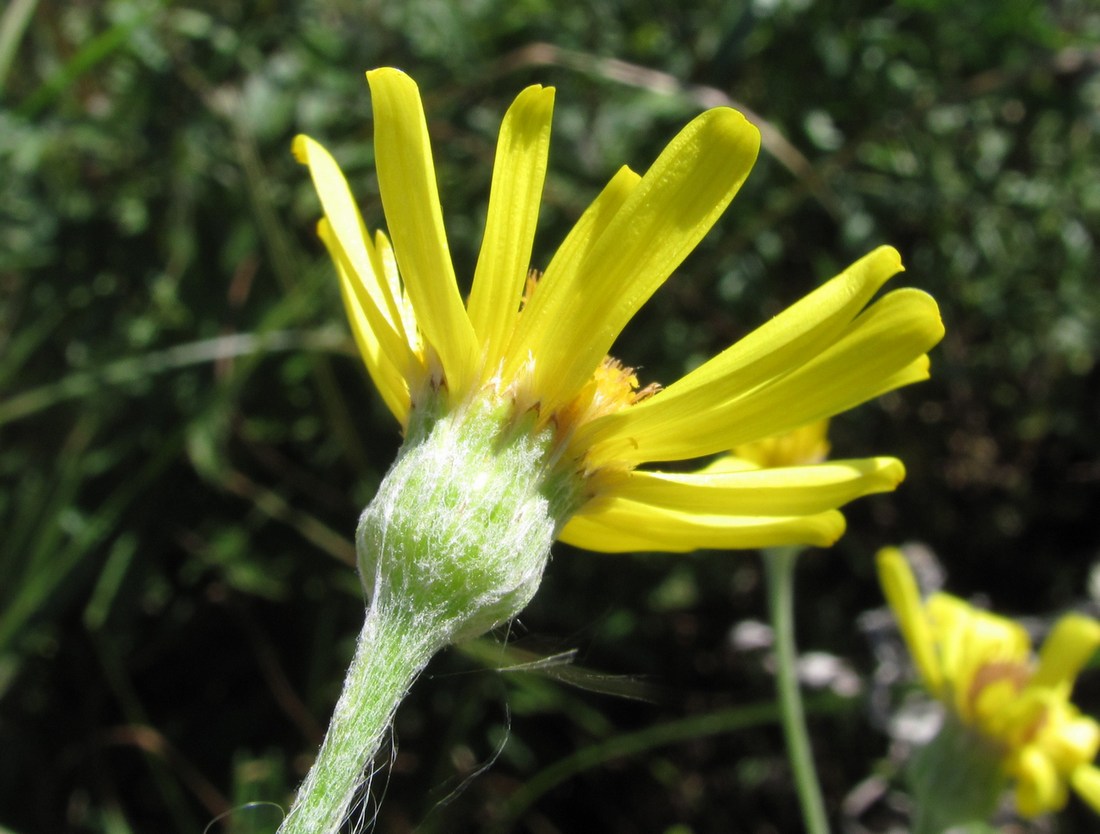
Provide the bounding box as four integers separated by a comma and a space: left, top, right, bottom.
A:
357, 396, 583, 644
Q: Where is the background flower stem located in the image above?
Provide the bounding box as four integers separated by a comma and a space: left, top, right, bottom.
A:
765, 546, 830, 834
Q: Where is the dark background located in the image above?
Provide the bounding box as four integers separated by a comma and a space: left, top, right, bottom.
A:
2, 0, 1099, 831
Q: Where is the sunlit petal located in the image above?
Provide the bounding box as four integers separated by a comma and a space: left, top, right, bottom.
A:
575, 246, 904, 457
503, 165, 641, 392
467, 85, 555, 371
1071, 765, 1100, 814
318, 220, 413, 425
1014, 747, 1067, 817
561, 500, 846, 553
366, 67, 477, 395
511, 108, 760, 413
601, 457, 904, 516
1045, 714, 1100, 770
374, 230, 420, 354
1033, 614, 1100, 696
293, 134, 410, 344
876, 548, 943, 693
586, 286, 943, 465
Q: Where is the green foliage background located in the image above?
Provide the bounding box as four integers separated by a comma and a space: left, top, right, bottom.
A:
2, 0, 1099, 831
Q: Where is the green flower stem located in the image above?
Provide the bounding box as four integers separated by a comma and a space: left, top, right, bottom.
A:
765, 546, 830, 834
278, 399, 577, 833
278, 603, 441, 834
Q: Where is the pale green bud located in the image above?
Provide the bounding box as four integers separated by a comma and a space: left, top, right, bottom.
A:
356, 399, 582, 644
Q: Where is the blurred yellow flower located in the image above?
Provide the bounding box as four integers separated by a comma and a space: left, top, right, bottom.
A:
733, 420, 832, 469
294, 67, 943, 554
877, 547, 1100, 817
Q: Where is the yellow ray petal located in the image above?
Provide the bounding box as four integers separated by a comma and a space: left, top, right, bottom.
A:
1044, 713, 1100, 771
855, 354, 932, 400
601, 457, 904, 517
696, 455, 765, 474
560, 499, 846, 553
316, 219, 417, 374
1014, 746, 1067, 817
556, 514, 661, 553
576, 246, 906, 455
876, 548, 943, 693
320, 222, 411, 423
374, 229, 420, 354
925, 593, 982, 714
366, 67, 477, 397
587, 286, 943, 466
293, 134, 410, 345
511, 107, 760, 413
1033, 614, 1100, 697
467, 85, 555, 371
503, 164, 641, 394
1071, 765, 1100, 814
926, 592, 1030, 719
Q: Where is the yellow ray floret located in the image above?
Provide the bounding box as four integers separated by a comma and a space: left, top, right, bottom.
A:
367, 68, 479, 394
295, 66, 946, 554
504, 106, 760, 414
467, 85, 555, 368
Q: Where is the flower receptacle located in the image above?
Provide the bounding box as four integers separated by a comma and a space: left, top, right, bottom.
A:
356, 399, 580, 644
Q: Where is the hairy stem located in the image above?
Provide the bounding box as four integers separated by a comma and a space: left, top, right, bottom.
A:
278, 603, 439, 834
278, 400, 571, 833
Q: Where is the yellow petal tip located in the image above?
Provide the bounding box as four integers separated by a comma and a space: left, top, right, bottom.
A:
818, 510, 847, 546
875, 244, 904, 274
366, 66, 407, 83
875, 457, 907, 490
291, 133, 309, 164
706, 107, 762, 158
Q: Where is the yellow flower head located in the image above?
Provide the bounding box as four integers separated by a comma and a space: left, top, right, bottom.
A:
877, 547, 1100, 817
294, 68, 944, 555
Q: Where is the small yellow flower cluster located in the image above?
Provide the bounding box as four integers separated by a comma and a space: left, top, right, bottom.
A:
878, 547, 1100, 817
